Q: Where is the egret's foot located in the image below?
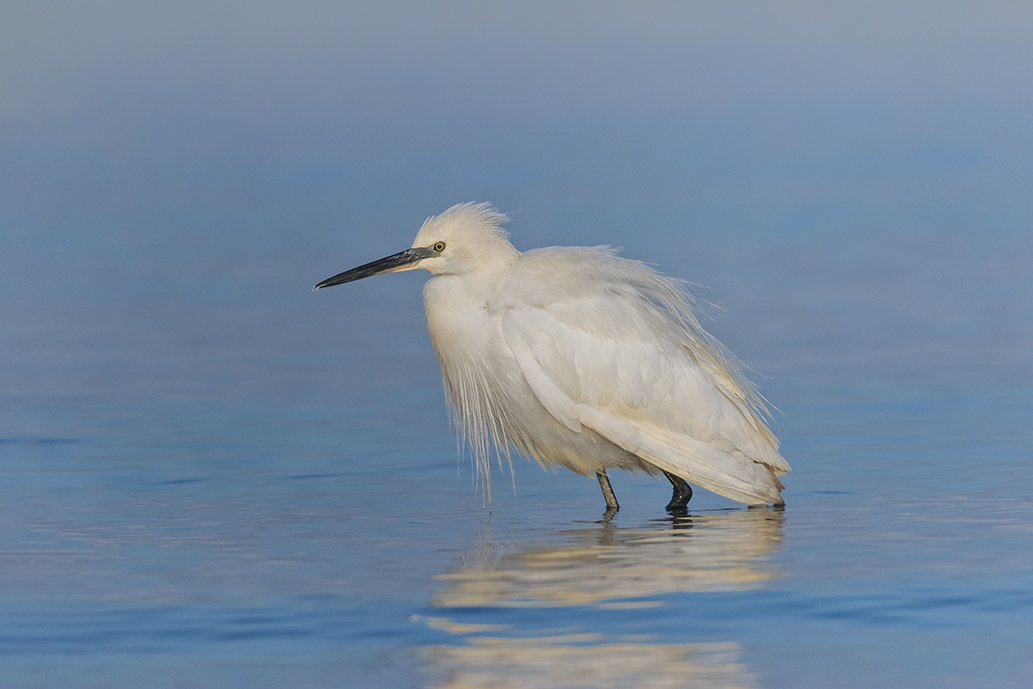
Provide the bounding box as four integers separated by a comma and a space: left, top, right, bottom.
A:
662, 470, 693, 510
596, 471, 619, 512
667, 506, 690, 522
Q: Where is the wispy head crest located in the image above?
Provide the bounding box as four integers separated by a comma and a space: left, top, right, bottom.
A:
418, 202, 511, 243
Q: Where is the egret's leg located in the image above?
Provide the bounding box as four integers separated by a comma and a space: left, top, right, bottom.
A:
662, 470, 693, 510
596, 471, 619, 511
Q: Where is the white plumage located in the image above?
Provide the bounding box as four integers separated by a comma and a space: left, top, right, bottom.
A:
316, 202, 789, 510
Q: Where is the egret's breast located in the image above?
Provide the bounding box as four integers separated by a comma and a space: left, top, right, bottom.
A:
424, 276, 507, 367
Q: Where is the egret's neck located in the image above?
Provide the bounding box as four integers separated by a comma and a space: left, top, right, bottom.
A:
422, 247, 518, 359
426, 243, 520, 303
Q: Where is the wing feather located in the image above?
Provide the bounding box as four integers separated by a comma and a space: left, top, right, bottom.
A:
496, 250, 789, 505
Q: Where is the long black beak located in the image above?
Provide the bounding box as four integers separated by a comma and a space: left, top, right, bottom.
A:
314, 246, 433, 290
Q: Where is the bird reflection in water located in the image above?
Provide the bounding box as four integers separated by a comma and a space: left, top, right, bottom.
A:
419, 507, 784, 688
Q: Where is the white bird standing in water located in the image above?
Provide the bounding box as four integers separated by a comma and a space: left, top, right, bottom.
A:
316, 203, 788, 511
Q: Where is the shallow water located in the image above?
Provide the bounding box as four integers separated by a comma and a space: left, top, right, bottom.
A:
4, 377, 1033, 688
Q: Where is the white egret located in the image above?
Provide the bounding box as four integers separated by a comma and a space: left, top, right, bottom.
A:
316, 203, 788, 511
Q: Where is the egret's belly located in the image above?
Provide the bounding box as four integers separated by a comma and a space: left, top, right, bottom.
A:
491, 362, 653, 477
424, 279, 653, 477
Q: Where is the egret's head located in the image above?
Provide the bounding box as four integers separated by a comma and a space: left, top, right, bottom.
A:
409, 202, 514, 277
314, 202, 516, 289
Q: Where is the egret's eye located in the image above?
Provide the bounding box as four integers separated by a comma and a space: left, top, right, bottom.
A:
433, 241, 446, 252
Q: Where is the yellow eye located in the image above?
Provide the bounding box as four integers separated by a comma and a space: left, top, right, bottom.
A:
433, 241, 446, 252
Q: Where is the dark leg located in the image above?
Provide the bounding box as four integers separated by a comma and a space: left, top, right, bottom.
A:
596, 470, 619, 512
662, 470, 693, 510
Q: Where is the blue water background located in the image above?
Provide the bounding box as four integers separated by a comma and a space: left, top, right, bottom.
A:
2, 3, 1032, 687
